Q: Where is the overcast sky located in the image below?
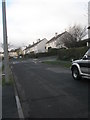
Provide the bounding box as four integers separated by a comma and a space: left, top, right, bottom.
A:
0, 0, 89, 51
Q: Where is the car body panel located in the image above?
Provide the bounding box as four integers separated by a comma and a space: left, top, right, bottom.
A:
71, 49, 90, 79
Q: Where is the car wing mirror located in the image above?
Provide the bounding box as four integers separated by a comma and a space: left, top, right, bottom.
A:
71, 59, 74, 62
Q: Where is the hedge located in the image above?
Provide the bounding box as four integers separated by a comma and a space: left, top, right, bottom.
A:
24, 47, 89, 61
24, 48, 58, 58
57, 47, 89, 61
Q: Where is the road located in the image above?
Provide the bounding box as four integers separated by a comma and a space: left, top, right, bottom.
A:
11, 58, 88, 118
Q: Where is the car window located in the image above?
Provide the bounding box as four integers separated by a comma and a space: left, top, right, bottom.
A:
86, 49, 90, 57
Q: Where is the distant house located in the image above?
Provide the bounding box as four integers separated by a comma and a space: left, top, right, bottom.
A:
24, 38, 48, 54
87, 26, 90, 46
23, 46, 31, 55
46, 31, 74, 51
0, 52, 4, 58
85, 38, 90, 47
77, 38, 90, 47
9, 49, 18, 58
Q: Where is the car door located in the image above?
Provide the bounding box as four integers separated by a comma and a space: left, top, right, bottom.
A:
80, 49, 90, 74
87, 53, 90, 74
79, 59, 89, 74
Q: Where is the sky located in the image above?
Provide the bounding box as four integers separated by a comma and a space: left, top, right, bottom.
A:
0, 0, 89, 51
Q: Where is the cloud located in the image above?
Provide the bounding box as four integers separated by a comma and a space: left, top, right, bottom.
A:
0, 0, 89, 50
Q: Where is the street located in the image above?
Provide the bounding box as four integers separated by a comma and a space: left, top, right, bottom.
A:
11, 58, 88, 118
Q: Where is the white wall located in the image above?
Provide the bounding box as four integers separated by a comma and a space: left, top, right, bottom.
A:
36, 38, 48, 53
46, 40, 57, 51
24, 49, 30, 54
46, 43, 50, 51
9, 52, 18, 57
25, 38, 48, 54
46, 32, 71, 50
30, 47, 35, 53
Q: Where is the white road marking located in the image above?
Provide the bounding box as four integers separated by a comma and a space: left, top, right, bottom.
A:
15, 95, 24, 118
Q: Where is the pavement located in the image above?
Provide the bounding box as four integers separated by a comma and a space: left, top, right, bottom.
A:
0, 61, 19, 119
11, 58, 89, 118
2, 84, 19, 119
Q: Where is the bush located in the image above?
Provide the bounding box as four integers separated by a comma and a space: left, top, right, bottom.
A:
24, 47, 89, 60
57, 47, 89, 61
24, 48, 58, 58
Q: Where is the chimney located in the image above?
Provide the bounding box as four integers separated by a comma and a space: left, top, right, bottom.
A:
33, 42, 34, 45
55, 32, 58, 37
37, 39, 40, 42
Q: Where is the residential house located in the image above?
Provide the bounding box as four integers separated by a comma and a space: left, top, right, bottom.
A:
24, 38, 48, 54
76, 38, 90, 47
0, 52, 4, 58
46, 31, 74, 51
87, 26, 90, 47
9, 49, 18, 58
23, 46, 30, 55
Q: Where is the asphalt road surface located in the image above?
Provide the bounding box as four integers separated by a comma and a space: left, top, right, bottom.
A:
11, 58, 89, 118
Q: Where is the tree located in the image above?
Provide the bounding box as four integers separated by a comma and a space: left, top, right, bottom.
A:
56, 31, 76, 48
68, 25, 87, 42
0, 42, 14, 50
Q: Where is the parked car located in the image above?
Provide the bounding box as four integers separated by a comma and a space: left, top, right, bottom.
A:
71, 49, 90, 80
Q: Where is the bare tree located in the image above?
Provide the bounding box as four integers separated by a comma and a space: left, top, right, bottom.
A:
0, 42, 14, 50
68, 25, 87, 41
56, 31, 76, 48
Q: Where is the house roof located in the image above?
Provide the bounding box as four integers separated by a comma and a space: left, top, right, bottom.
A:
9, 49, 16, 52
30, 40, 42, 48
46, 31, 68, 44
76, 38, 90, 47
24, 46, 31, 50
81, 38, 90, 43
24, 38, 47, 50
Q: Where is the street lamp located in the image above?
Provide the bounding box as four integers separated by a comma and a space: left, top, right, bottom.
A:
2, 0, 9, 83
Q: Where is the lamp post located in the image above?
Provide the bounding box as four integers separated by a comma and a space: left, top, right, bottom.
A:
2, 0, 9, 83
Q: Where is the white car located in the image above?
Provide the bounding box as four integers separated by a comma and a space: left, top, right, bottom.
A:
71, 49, 90, 80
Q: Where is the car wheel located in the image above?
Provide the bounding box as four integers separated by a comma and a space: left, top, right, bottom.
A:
72, 67, 81, 80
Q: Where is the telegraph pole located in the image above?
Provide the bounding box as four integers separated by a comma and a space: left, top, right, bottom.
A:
2, 0, 9, 83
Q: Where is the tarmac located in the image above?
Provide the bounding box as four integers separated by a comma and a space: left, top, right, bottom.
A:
2, 84, 19, 119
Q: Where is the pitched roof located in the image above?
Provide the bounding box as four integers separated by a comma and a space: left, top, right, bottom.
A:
9, 49, 16, 52
24, 40, 41, 50
81, 38, 90, 43
24, 38, 47, 50
46, 31, 67, 44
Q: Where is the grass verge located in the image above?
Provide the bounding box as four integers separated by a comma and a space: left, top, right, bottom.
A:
2, 74, 14, 86
42, 60, 71, 68
2, 65, 14, 86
